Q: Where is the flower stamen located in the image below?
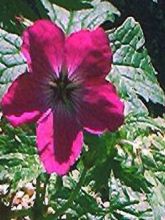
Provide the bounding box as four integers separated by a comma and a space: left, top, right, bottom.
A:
48, 73, 80, 110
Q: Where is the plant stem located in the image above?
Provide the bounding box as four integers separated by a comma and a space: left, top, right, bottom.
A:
53, 168, 86, 219
66, 11, 75, 35
32, 173, 50, 220
55, 176, 63, 189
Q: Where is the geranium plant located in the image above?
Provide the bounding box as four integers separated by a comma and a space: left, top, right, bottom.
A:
0, 0, 165, 219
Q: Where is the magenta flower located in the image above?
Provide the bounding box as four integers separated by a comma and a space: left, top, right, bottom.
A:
1, 20, 124, 175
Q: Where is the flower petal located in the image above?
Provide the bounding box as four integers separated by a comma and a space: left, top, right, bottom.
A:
78, 81, 124, 134
65, 27, 112, 80
1, 73, 47, 126
36, 109, 83, 175
22, 19, 65, 76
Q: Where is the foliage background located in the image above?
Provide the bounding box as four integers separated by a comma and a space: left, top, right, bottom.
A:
0, 0, 165, 219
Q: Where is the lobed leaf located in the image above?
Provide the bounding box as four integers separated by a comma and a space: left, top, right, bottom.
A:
0, 120, 42, 191
108, 17, 165, 114
0, 28, 26, 99
41, 0, 120, 33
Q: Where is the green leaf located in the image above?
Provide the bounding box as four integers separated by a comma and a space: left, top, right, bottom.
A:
42, 0, 120, 33
0, 121, 42, 191
118, 114, 165, 217
146, 177, 165, 220
112, 160, 152, 193
75, 190, 104, 216
108, 173, 152, 219
124, 113, 165, 140
108, 17, 165, 113
0, 28, 26, 99
83, 132, 119, 196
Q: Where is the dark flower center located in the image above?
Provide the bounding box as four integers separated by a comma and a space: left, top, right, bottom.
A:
49, 74, 77, 105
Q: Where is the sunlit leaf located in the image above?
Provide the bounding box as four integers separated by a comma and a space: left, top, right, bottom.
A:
41, 0, 120, 33
108, 17, 165, 114
0, 28, 26, 99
